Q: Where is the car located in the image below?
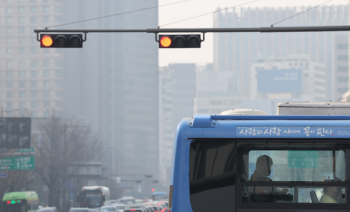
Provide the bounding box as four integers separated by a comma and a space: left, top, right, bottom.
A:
38, 207, 59, 212
100, 205, 119, 212
69, 208, 90, 212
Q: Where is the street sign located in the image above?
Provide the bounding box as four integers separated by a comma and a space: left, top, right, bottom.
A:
288, 151, 319, 168
0, 118, 31, 148
0, 172, 7, 178
18, 147, 34, 152
0, 156, 35, 170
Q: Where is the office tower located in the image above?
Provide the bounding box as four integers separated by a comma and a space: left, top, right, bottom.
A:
159, 63, 196, 187
0, 0, 64, 117
62, 0, 159, 197
214, 5, 348, 100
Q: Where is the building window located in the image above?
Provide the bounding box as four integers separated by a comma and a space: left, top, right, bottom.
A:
6, 62, 12, 69
30, 16, 37, 23
31, 37, 36, 44
338, 55, 348, 61
338, 44, 348, 50
6, 102, 13, 109
19, 47, 25, 54
43, 90, 50, 98
338, 87, 348, 93
31, 71, 37, 78
6, 7, 12, 14
6, 38, 12, 44
6, 92, 13, 99
31, 81, 37, 88
43, 6, 49, 13
19, 81, 25, 88
6, 48, 13, 55
44, 81, 50, 88
18, 27, 25, 34
6, 71, 13, 79
338, 77, 349, 83
338, 66, 348, 72
6, 82, 13, 89
56, 101, 62, 108
31, 47, 37, 54
6, 28, 12, 34
18, 7, 24, 14
43, 16, 49, 23
55, 6, 61, 12
18, 0, 24, 3
18, 37, 25, 44
31, 101, 38, 108
55, 81, 62, 87
31, 61, 37, 68
56, 91, 62, 97
19, 91, 25, 98
43, 60, 50, 67
6, 18, 12, 24
43, 70, 50, 78
30, 6, 37, 13
55, 16, 61, 23
44, 101, 50, 107
18, 17, 25, 24
56, 61, 62, 67
19, 71, 25, 78
19, 61, 25, 68
6, 0, 12, 3
55, 70, 62, 77
19, 102, 25, 108
31, 91, 37, 98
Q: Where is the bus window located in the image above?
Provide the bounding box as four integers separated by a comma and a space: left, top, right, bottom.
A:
241, 146, 347, 204
246, 150, 345, 182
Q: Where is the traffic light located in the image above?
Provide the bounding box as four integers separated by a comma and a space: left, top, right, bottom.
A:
159, 34, 201, 48
40, 34, 83, 48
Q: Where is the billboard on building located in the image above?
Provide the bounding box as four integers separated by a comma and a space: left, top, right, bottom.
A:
257, 69, 302, 93
197, 71, 238, 92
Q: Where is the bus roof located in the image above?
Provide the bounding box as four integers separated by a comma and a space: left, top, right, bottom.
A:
178, 115, 350, 139
2, 191, 38, 202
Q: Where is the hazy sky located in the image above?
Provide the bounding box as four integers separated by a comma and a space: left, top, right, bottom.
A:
158, 0, 349, 67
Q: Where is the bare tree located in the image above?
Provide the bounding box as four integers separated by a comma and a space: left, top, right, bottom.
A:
32, 114, 101, 209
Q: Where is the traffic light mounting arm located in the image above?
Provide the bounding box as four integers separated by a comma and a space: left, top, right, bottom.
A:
155, 32, 205, 43
36, 31, 88, 42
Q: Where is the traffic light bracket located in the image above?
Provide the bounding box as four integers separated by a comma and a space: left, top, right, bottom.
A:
36, 32, 88, 42
155, 32, 205, 43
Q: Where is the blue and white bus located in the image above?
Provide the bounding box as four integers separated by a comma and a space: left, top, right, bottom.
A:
169, 114, 350, 212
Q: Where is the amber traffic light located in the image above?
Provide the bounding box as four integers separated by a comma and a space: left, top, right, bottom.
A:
40, 34, 83, 48
159, 35, 201, 48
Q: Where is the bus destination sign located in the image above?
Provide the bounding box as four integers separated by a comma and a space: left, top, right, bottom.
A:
236, 126, 350, 138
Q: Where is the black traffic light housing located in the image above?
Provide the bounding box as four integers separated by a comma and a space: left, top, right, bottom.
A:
159, 34, 201, 48
40, 34, 83, 48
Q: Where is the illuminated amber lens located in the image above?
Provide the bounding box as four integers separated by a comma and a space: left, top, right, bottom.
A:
160, 36, 172, 48
41, 35, 53, 47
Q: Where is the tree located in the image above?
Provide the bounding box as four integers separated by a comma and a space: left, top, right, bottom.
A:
33, 114, 101, 209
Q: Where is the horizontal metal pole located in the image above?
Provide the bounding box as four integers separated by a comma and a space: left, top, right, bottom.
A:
147, 28, 260, 33
34, 29, 148, 33
34, 25, 350, 34
260, 25, 350, 32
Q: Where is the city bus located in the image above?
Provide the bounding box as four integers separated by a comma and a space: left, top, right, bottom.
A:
2, 191, 39, 212
169, 113, 350, 212
77, 186, 110, 208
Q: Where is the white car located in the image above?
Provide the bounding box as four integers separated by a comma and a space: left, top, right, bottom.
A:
38, 207, 59, 212
69, 208, 90, 212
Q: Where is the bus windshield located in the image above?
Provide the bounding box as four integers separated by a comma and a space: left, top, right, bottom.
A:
189, 139, 348, 212
78, 191, 104, 208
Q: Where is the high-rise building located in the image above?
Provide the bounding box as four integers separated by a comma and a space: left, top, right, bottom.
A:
0, 0, 64, 118
214, 5, 348, 99
159, 63, 196, 187
250, 55, 327, 101
333, 35, 349, 101
61, 0, 159, 197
